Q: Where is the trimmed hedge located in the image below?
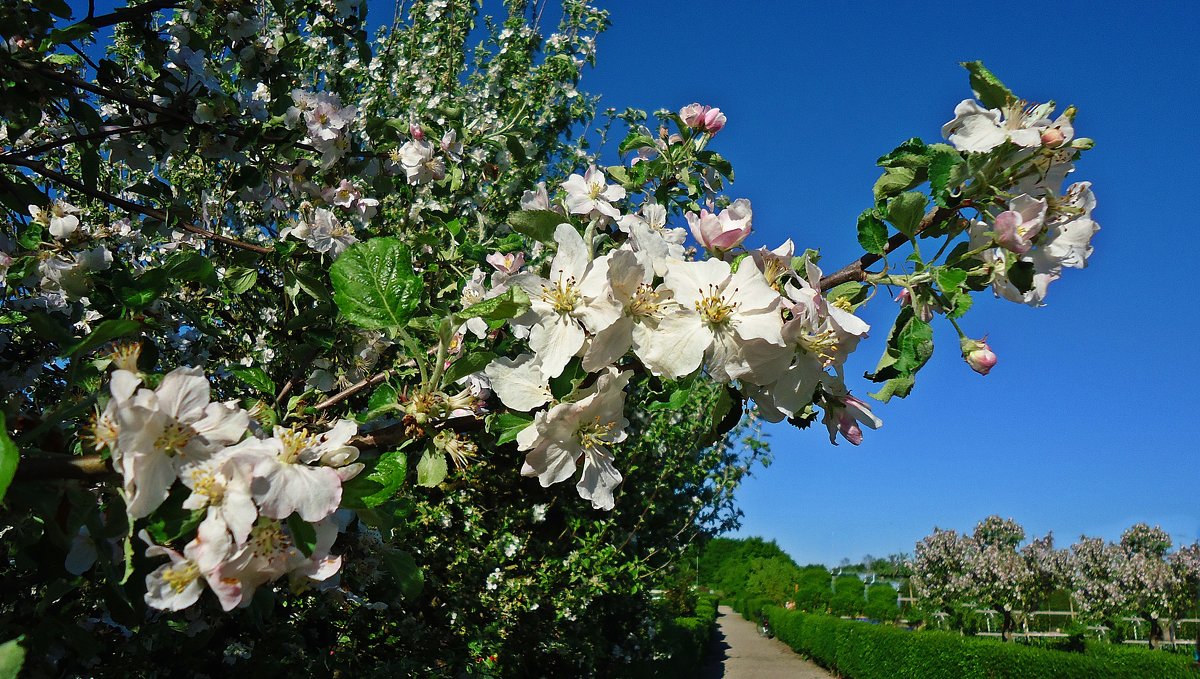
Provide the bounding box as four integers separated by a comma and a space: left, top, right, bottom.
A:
641, 593, 720, 678
765, 606, 1200, 679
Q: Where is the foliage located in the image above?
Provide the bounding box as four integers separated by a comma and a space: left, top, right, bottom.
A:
0, 0, 1105, 674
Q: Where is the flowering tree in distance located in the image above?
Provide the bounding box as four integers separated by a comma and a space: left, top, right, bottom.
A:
1, 0, 1102, 674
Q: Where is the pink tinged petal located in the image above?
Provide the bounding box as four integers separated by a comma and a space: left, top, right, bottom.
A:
528, 313, 586, 379
839, 414, 864, 445
157, 367, 211, 422
992, 210, 1030, 254
576, 448, 622, 511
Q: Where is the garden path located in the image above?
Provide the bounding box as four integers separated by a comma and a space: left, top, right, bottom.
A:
699, 605, 834, 679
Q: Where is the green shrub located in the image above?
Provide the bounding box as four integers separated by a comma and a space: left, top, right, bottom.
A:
763, 606, 1200, 679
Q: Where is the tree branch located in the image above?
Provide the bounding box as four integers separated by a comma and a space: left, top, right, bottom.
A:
3, 157, 273, 254
819, 206, 959, 292
83, 0, 181, 30
314, 370, 395, 411
15, 454, 116, 481
1, 121, 171, 160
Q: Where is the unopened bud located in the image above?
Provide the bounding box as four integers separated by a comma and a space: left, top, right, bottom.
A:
409, 124, 425, 141
1070, 138, 1094, 150
1040, 127, 1065, 147
960, 337, 997, 376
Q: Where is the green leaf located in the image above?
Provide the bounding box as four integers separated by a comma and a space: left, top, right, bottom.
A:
163, 251, 218, 287
0, 413, 19, 504
865, 306, 934, 395
416, 449, 448, 487
67, 319, 141, 358
380, 548, 424, 599
618, 132, 656, 155
329, 238, 424, 330
928, 147, 967, 207
886, 192, 928, 237
342, 449, 408, 509
872, 167, 918, 202
549, 358, 587, 399
876, 138, 930, 169
856, 210, 889, 255
696, 150, 734, 180
0, 636, 25, 679
456, 285, 530, 325
894, 315, 934, 375
442, 351, 497, 385
936, 267, 968, 294
868, 375, 916, 403
287, 514, 317, 557
16, 222, 42, 251
487, 412, 533, 445
647, 388, 690, 412
507, 210, 566, 244
143, 489, 205, 544
367, 382, 399, 414
1008, 259, 1035, 293
827, 282, 870, 311
226, 366, 275, 395
946, 290, 973, 319
225, 266, 258, 294
961, 61, 1016, 110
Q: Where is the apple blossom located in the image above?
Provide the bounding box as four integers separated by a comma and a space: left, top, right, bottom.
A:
992, 194, 1047, 254
679, 103, 726, 134
961, 337, 998, 375
686, 198, 752, 252
486, 250, 525, 274
29, 200, 82, 239
227, 425, 348, 522
561, 165, 626, 220
941, 98, 1055, 153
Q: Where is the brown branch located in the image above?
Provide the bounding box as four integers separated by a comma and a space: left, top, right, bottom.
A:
4, 157, 273, 254
314, 370, 395, 411
23, 62, 191, 124
819, 206, 959, 292
83, 0, 181, 30
2, 121, 171, 160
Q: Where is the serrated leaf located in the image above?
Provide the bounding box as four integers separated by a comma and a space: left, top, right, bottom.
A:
67, 319, 141, 358
416, 449, 447, 487
894, 316, 934, 374
856, 210, 888, 255
225, 266, 258, 294
507, 210, 566, 244
962, 61, 1016, 110
936, 267, 969, 294
341, 449, 408, 510
928, 148, 966, 207
886, 192, 928, 237
226, 366, 275, 395
287, 514, 317, 557
380, 548, 424, 599
329, 238, 423, 330
647, 388, 690, 412
618, 132, 656, 155
163, 251, 217, 287
869, 375, 916, 403
947, 290, 973, 319
0, 413, 18, 504
873, 167, 918, 202
487, 412, 533, 445
876, 138, 929, 169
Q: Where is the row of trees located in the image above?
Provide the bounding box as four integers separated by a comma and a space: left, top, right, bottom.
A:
912, 517, 1200, 647
699, 537, 900, 621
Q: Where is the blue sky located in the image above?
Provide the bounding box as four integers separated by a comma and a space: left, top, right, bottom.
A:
580, 1, 1200, 564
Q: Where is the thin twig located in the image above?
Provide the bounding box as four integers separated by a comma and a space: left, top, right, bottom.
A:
818, 206, 959, 291
314, 370, 395, 410
2, 121, 170, 160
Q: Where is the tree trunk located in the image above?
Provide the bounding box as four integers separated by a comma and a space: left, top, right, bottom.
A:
999, 607, 1014, 642
1148, 616, 1161, 650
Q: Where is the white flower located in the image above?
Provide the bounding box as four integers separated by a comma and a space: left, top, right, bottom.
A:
178, 448, 259, 544
114, 367, 249, 518
942, 99, 1056, 153
686, 199, 752, 251
509, 224, 622, 378
142, 517, 241, 611
660, 258, 788, 383
484, 353, 553, 411
561, 166, 625, 220
398, 139, 445, 184
288, 207, 357, 256
517, 367, 631, 510
991, 194, 1047, 254
30, 200, 82, 239
520, 182, 552, 211
227, 424, 348, 522
223, 517, 341, 603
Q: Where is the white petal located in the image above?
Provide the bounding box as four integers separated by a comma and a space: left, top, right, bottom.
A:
484, 354, 552, 411
528, 313, 585, 379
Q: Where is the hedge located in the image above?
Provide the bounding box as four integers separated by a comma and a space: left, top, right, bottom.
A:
637, 593, 720, 678
764, 606, 1200, 679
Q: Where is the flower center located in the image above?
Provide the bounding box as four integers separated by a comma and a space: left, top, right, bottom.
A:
250, 520, 293, 557
189, 467, 226, 505
797, 329, 840, 367
162, 560, 201, 593
154, 420, 196, 456
587, 182, 604, 200
85, 411, 120, 452
542, 274, 581, 314
278, 427, 318, 464
576, 417, 616, 452
695, 285, 737, 326
626, 284, 662, 319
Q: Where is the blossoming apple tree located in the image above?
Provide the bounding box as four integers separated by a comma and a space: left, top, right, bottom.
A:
0, 0, 1103, 673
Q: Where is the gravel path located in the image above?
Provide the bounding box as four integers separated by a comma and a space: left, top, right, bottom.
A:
698, 605, 835, 679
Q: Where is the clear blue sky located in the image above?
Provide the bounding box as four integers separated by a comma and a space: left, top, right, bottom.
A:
579, 0, 1200, 564
73, 0, 1199, 564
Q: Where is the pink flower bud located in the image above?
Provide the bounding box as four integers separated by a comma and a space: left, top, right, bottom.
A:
679, 103, 705, 128
895, 289, 912, 305
960, 337, 997, 376
685, 198, 753, 251
699, 107, 726, 134
409, 124, 425, 141
485, 251, 525, 274
679, 103, 726, 134
1040, 127, 1065, 147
